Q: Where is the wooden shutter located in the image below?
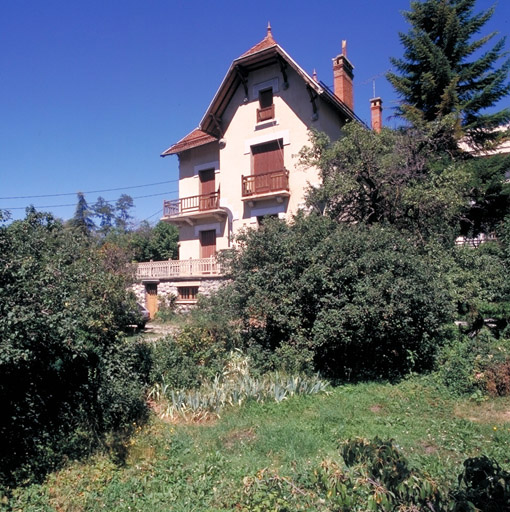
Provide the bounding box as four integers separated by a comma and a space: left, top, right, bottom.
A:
199, 169, 215, 195
199, 169, 216, 210
252, 140, 284, 175
200, 229, 216, 259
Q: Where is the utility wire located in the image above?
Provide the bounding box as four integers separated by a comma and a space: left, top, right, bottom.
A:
4, 190, 177, 210
0, 179, 178, 200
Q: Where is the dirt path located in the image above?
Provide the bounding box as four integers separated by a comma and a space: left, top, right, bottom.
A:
141, 321, 179, 341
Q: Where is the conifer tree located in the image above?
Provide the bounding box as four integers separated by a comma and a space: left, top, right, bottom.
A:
387, 0, 510, 148
71, 192, 95, 233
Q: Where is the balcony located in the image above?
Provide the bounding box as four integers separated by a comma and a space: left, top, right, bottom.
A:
136, 257, 223, 280
257, 104, 275, 123
242, 169, 290, 204
162, 191, 226, 225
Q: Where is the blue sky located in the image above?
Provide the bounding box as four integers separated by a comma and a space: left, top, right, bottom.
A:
1, 0, 509, 225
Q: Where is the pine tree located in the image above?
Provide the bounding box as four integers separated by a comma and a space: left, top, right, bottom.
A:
71, 192, 95, 234
93, 196, 115, 234
115, 194, 134, 231
387, 0, 510, 148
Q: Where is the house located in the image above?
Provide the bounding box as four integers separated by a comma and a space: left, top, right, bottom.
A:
135, 25, 381, 316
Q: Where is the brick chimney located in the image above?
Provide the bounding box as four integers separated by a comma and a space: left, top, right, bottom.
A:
370, 97, 383, 133
332, 40, 354, 111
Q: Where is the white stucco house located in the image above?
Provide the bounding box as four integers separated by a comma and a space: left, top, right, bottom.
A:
135, 25, 382, 315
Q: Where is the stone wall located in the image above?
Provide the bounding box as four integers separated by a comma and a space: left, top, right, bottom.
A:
131, 276, 228, 312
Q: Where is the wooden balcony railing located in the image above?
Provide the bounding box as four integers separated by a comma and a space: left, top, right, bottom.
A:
257, 104, 275, 123
163, 191, 220, 218
136, 257, 223, 279
242, 169, 289, 197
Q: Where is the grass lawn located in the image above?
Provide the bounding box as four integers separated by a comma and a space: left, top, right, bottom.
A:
7, 376, 510, 511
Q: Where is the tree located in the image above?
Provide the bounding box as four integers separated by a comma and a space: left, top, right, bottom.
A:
136, 221, 179, 261
0, 209, 148, 486
300, 122, 471, 243
70, 192, 95, 233
387, 0, 510, 149
115, 194, 134, 231
93, 196, 115, 234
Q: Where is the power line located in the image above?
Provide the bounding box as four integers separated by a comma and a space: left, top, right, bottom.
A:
0, 179, 178, 200
4, 190, 177, 210
131, 208, 164, 227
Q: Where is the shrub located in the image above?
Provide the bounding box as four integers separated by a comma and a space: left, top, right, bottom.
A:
154, 293, 177, 322
453, 456, 510, 511
242, 437, 443, 511
437, 331, 510, 397
148, 335, 202, 390
221, 215, 454, 380
0, 210, 148, 486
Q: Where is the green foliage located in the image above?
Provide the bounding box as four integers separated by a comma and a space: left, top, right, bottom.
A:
0, 210, 148, 487
154, 293, 178, 322
300, 122, 471, 241
147, 336, 203, 390
437, 332, 510, 397
388, 0, 510, 149
150, 365, 329, 422
242, 438, 443, 511
448, 242, 510, 337
129, 220, 179, 262
6, 377, 510, 510
92, 196, 116, 234
114, 193, 134, 231
219, 214, 454, 380
69, 191, 95, 234
461, 153, 510, 237
454, 456, 510, 511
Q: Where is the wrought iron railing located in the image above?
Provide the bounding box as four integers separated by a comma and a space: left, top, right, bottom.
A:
136, 257, 223, 279
242, 169, 289, 197
163, 191, 220, 218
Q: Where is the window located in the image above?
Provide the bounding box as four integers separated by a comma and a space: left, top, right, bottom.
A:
259, 88, 273, 108
177, 286, 199, 301
257, 88, 274, 122
252, 140, 284, 175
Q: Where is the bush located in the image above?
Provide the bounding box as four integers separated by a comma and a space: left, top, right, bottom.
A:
0, 210, 148, 486
437, 331, 510, 397
453, 456, 510, 511
148, 336, 199, 389
220, 215, 454, 380
148, 325, 231, 390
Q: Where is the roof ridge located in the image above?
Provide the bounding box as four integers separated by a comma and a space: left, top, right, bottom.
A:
238, 23, 277, 59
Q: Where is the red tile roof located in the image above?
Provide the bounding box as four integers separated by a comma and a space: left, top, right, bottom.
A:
238, 24, 277, 59
161, 129, 218, 156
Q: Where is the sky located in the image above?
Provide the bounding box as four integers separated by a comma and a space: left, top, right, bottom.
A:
1, 0, 509, 225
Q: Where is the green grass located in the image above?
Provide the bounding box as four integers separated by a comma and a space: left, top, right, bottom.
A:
6, 376, 510, 511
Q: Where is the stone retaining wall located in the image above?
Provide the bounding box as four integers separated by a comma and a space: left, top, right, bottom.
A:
131, 276, 228, 313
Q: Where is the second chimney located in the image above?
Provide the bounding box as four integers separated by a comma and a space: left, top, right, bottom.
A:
370, 97, 383, 133
332, 40, 354, 111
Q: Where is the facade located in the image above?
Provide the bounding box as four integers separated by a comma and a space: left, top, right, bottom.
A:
135, 26, 376, 314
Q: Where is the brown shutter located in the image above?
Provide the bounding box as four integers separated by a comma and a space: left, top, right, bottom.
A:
252, 140, 284, 175
200, 229, 216, 259
199, 169, 215, 196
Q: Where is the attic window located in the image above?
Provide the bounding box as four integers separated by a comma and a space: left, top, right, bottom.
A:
257, 88, 274, 122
